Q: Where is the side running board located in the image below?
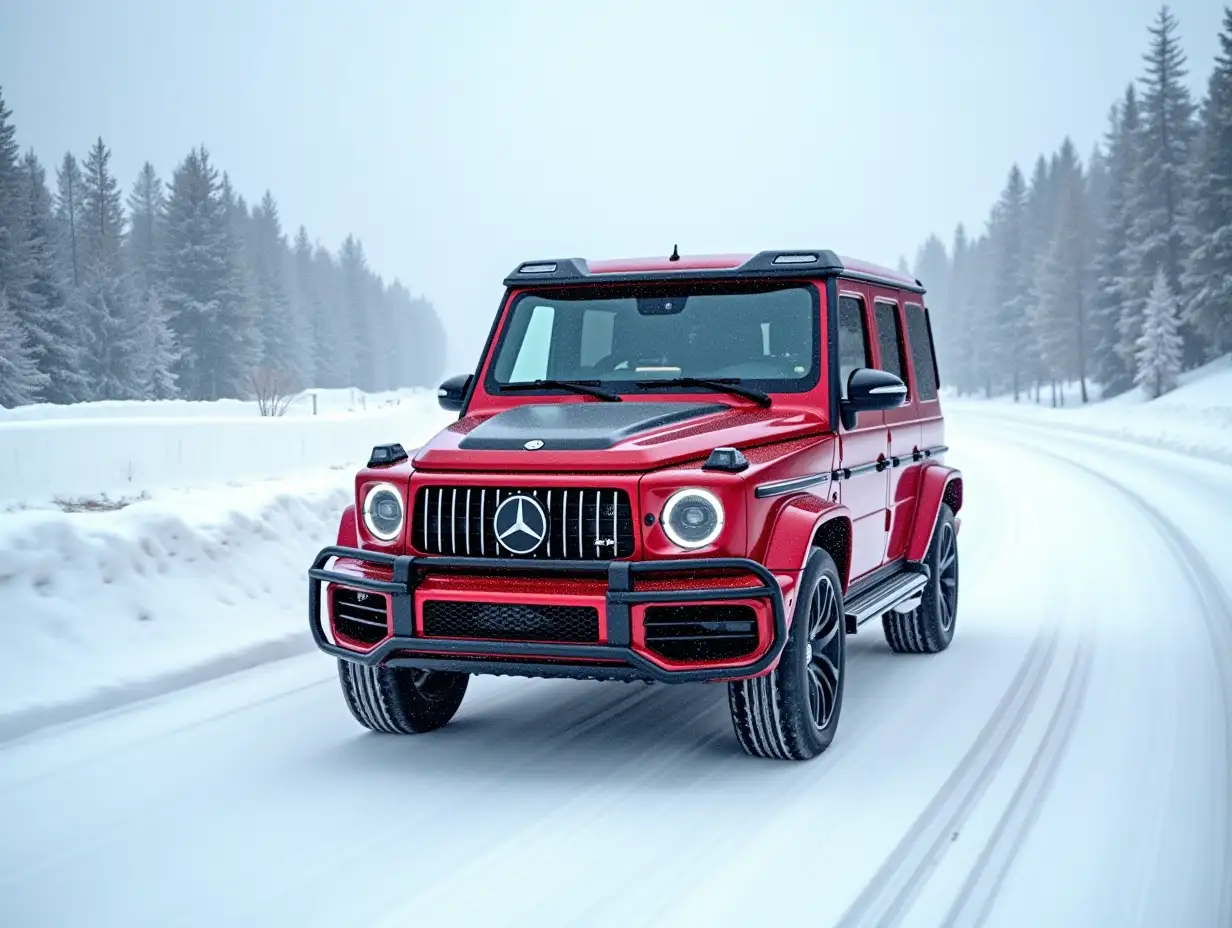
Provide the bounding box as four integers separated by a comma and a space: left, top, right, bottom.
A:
844, 569, 929, 633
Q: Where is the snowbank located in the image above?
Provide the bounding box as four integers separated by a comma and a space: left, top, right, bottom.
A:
0, 474, 351, 727
0, 391, 453, 509
948, 355, 1232, 466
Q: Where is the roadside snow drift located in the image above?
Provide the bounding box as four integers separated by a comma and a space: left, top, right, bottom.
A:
0, 474, 349, 723
0, 392, 452, 727
947, 354, 1232, 465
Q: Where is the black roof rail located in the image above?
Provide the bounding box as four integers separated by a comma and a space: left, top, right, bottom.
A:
502, 250, 846, 287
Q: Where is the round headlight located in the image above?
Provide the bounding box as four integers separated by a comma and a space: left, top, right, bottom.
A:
661, 488, 725, 549
362, 482, 405, 542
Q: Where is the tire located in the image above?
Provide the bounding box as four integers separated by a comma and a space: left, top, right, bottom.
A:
337, 660, 469, 734
727, 548, 846, 760
883, 503, 959, 654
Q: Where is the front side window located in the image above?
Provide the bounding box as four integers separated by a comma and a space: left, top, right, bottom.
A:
873, 300, 908, 389
837, 295, 871, 398
489, 283, 819, 393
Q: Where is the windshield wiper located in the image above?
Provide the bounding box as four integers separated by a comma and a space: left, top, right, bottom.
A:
499, 379, 623, 402
632, 377, 772, 407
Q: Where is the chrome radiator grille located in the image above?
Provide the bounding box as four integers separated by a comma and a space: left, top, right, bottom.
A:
411, 486, 635, 560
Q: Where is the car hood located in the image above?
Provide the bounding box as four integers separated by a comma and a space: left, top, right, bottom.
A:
412, 400, 830, 472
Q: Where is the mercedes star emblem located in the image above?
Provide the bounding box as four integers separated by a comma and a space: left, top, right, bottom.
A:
524, 439, 545, 450
493, 494, 548, 555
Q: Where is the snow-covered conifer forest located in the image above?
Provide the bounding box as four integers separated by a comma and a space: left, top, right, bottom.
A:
907, 7, 1232, 406
0, 106, 447, 408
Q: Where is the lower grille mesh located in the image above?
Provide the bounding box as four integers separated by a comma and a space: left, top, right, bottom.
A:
332, 588, 389, 646
643, 605, 759, 662
422, 601, 600, 643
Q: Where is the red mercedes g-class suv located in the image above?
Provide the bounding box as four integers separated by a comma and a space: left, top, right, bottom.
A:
308, 249, 962, 760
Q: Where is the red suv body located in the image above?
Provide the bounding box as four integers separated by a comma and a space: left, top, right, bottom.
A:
308, 250, 963, 760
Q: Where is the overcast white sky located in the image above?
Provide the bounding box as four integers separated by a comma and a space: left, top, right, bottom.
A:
2, 0, 1223, 374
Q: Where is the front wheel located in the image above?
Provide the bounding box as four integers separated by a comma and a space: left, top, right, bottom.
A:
728, 548, 846, 760
338, 660, 469, 734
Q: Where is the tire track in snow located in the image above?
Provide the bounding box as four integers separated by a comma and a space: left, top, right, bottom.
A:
978, 427, 1232, 928
840, 425, 1232, 928
939, 635, 1094, 927
832, 622, 1067, 928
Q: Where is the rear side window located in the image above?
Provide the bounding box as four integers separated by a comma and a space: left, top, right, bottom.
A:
905, 303, 939, 400
837, 295, 871, 398
873, 300, 908, 389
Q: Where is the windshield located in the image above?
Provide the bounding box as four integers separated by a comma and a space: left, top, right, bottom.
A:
487, 283, 819, 394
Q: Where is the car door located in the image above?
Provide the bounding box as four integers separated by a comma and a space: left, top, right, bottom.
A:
869, 289, 922, 563
835, 284, 890, 580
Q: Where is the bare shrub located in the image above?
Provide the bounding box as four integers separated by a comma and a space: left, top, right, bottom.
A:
249, 368, 299, 417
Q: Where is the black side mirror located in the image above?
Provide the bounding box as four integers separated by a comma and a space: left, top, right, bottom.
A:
437, 373, 472, 412
840, 368, 907, 430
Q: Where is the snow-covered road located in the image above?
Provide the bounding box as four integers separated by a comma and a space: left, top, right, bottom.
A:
2, 412, 1230, 928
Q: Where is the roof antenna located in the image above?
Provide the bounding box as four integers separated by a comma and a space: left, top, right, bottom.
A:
669, 244, 680, 262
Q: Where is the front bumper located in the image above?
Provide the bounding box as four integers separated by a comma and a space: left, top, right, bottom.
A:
307, 546, 789, 683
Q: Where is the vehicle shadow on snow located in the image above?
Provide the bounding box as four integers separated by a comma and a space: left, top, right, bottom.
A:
310, 631, 986, 790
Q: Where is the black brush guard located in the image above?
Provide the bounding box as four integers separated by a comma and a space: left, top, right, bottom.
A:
308, 546, 788, 683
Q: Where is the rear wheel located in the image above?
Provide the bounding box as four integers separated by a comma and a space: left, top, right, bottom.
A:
338, 660, 469, 734
883, 504, 959, 654
727, 548, 846, 760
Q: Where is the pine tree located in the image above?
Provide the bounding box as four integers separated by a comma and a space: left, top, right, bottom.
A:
1035, 144, 1094, 403
0, 289, 46, 406
1086, 145, 1110, 240
160, 147, 261, 400
1093, 87, 1144, 395
946, 224, 976, 394
79, 138, 125, 270
895, 256, 910, 277
1131, 5, 1199, 364
54, 153, 85, 288
19, 151, 89, 403
1181, 7, 1232, 355
128, 287, 178, 399
913, 235, 950, 380
1021, 154, 1061, 399
290, 226, 322, 387
249, 191, 305, 384
989, 165, 1033, 399
80, 267, 149, 399
1023, 156, 1055, 264
122, 161, 175, 397
967, 233, 999, 396
340, 235, 381, 391
0, 87, 38, 395
311, 241, 354, 387
1136, 268, 1183, 397
78, 137, 144, 399
125, 162, 164, 290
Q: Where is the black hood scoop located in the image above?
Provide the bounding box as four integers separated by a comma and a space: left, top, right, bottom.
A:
459, 402, 728, 451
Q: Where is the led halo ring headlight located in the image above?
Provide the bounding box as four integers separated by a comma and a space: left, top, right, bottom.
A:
362, 482, 405, 542
661, 487, 725, 550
